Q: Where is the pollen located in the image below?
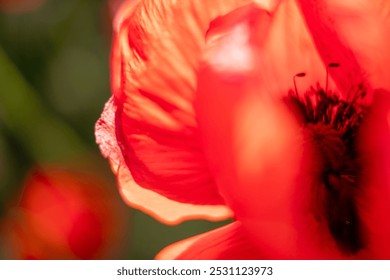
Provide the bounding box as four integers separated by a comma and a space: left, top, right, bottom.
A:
285, 84, 368, 254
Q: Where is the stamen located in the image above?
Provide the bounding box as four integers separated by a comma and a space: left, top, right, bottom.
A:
325, 62, 339, 93
285, 75, 368, 254
293, 72, 306, 98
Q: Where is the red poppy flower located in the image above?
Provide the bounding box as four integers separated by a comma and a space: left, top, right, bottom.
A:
1, 167, 128, 259
96, 0, 390, 259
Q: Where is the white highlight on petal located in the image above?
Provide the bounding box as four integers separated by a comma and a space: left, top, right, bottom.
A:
254, 0, 281, 11
206, 23, 254, 75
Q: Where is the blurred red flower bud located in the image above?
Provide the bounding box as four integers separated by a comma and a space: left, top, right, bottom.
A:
1, 167, 129, 259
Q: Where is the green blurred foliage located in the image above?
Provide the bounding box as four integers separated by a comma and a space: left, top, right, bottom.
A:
0, 0, 227, 259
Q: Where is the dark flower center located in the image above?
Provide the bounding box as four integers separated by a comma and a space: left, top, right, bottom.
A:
285, 84, 367, 254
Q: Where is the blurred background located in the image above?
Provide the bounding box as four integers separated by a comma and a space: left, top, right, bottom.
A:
0, 0, 226, 259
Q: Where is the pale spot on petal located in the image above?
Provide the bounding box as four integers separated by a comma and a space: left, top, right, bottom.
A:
206, 24, 254, 75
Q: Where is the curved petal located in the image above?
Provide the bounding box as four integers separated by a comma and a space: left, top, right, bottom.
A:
110, 0, 141, 98
96, 98, 124, 171
156, 222, 267, 259
116, 104, 225, 205
95, 98, 233, 224
155, 232, 202, 260
357, 91, 390, 259
201, 0, 332, 100
116, 163, 233, 225
195, 2, 348, 258
109, 0, 129, 19
111, 1, 254, 205
108, 0, 284, 206
297, 0, 390, 100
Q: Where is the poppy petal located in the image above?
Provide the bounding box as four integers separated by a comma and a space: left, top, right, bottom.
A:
357, 91, 390, 258
297, 0, 390, 99
116, 163, 233, 225
195, 2, 346, 258
96, 98, 233, 224
154, 232, 202, 260
110, 0, 142, 99
95, 98, 125, 172
109, 0, 282, 206
201, 0, 330, 100
116, 103, 225, 205
155, 222, 266, 259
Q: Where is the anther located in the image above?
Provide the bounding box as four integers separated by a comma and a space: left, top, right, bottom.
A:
293, 72, 306, 97
325, 63, 339, 93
